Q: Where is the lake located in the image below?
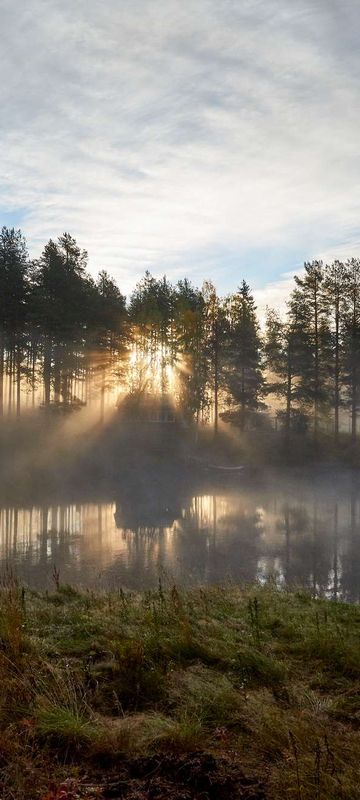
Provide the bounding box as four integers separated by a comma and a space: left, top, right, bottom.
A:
0, 468, 359, 599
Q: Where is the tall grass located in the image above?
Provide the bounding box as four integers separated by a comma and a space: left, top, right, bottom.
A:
0, 582, 359, 798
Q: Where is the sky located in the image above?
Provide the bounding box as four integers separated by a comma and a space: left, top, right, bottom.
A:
1, 0, 360, 311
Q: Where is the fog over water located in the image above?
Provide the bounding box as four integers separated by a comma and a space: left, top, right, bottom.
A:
0, 469, 359, 601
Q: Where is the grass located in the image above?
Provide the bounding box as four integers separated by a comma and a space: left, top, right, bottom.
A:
0, 581, 360, 798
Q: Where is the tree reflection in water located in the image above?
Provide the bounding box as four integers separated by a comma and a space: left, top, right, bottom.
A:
0, 472, 359, 598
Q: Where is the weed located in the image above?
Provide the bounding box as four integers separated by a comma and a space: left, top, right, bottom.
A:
0, 573, 26, 662
289, 730, 303, 800
52, 566, 60, 592
248, 596, 261, 646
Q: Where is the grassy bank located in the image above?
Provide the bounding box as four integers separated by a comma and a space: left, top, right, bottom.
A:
1, 581, 360, 799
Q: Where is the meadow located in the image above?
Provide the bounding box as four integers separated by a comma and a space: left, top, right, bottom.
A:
0, 578, 360, 799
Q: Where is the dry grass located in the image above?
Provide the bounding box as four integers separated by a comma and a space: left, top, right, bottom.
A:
0, 580, 360, 798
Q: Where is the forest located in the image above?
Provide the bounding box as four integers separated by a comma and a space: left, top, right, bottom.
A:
1, 224, 360, 442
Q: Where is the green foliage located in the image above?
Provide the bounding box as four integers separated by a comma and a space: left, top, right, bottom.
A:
3, 225, 360, 443
221, 281, 265, 430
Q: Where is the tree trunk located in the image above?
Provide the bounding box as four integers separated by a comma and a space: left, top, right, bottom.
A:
44, 338, 52, 406
334, 301, 340, 441
0, 331, 4, 417
240, 366, 245, 431
351, 364, 357, 442
314, 281, 319, 441
32, 343, 37, 408
213, 320, 219, 436
285, 346, 292, 441
16, 345, 21, 417
7, 347, 13, 416
351, 294, 357, 443
100, 366, 105, 424
54, 345, 61, 403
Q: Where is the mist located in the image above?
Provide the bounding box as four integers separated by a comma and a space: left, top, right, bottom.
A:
0, 228, 360, 599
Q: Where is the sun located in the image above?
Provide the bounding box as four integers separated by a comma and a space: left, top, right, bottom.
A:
127, 341, 177, 396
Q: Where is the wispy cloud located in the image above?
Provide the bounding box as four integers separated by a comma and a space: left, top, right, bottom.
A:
254, 271, 298, 323
1, 0, 360, 292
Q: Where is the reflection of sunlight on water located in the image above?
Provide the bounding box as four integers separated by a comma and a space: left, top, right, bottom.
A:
0, 504, 179, 583
0, 482, 359, 599
187, 495, 229, 528
0, 505, 116, 563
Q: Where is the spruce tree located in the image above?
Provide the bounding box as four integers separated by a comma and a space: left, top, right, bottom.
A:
221, 281, 264, 431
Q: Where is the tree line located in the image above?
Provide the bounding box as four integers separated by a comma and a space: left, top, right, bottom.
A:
1, 226, 360, 440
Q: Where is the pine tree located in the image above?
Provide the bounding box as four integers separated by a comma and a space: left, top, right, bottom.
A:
0, 227, 30, 416
129, 271, 175, 395
265, 302, 312, 436
221, 281, 264, 431
31, 234, 93, 408
292, 262, 330, 438
174, 279, 208, 423
202, 281, 228, 435
264, 308, 291, 432
342, 259, 360, 442
94, 270, 127, 421
322, 261, 348, 440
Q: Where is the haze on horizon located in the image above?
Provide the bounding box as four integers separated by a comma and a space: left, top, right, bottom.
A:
1, 0, 360, 306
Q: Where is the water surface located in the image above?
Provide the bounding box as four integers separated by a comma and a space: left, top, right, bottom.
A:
1, 469, 359, 599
